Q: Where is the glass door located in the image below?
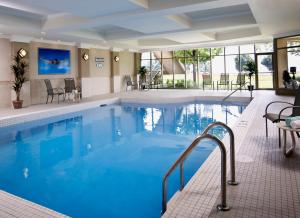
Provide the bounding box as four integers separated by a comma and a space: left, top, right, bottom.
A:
255, 53, 274, 89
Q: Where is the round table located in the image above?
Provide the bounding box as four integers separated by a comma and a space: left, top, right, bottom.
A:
277, 122, 300, 157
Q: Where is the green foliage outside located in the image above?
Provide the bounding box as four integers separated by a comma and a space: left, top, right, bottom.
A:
288, 41, 300, 56
175, 79, 185, 88
260, 56, 273, 71
174, 48, 222, 64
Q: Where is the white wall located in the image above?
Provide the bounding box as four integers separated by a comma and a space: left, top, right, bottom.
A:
119, 51, 135, 92
81, 77, 111, 98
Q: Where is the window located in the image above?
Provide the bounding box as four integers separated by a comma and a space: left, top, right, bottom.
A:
255, 43, 273, 53
240, 44, 254, 54
225, 46, 239, 55
140, 42, 273, 89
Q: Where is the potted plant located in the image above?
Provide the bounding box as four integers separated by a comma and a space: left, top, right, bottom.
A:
243, 60, 257, 91
11, 55, 28, 109
138, 66, 148, 89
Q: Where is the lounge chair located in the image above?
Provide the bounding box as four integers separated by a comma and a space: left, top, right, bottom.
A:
217, 74, 229, 90
64, 78, 81, 100
124, 75, 137, 91
264, 87, 300, 146
231, 73, 246, 90
44, 79, 65, 104
202, 74, 214, 90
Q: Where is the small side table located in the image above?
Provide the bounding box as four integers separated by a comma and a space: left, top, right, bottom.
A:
277, 122, 300, 157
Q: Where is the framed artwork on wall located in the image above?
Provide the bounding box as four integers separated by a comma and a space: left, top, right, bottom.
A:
38, 48, 71, 75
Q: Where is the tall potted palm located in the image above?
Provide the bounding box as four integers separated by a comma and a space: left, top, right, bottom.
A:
138, 66, 148, 89
243, 60, 257, 91
11, 55, 28, 109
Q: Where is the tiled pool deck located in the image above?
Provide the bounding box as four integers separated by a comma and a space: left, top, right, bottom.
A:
0, 90, 299, 217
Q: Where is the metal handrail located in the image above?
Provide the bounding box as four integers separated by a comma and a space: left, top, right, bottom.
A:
222, 82, 251, 103
203, 121, 238, 185
161, 133, 230, 215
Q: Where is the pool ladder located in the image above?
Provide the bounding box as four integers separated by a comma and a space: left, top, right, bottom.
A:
161, 122, 239, 215
222, 82, 252, 103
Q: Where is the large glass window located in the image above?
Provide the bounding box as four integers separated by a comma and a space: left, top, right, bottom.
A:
276, 36, 300, 89
226, 55, 240, 82
225, 46, 239, 55
255, 43, 273, 53
140, 42, 273, 89
212, 55, 225, 82
162, 58, 173, 88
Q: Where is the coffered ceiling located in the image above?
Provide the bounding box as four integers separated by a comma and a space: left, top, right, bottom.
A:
0, 0, 299, 51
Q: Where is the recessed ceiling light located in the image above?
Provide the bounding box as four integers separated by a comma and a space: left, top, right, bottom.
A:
41, 31, 46, 35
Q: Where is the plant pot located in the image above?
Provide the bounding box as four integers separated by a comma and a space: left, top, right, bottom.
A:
12, 100, 23, 109
247, 85, 254, 91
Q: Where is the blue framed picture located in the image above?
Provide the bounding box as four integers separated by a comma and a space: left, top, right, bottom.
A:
38, 48, 71, 75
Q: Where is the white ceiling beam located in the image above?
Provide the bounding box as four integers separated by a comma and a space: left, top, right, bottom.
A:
247, 0, 300, 36
165, 15, 192, 29
216, 26, 261, 41
0, 0, 52, 16
106, 13, 257, 41
42, 13, 88, 31
44, 0, 249, 32
129, 0, 149, 9
62, 30, 106, 42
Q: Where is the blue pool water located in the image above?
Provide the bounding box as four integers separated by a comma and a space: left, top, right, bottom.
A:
0, 101, 246, 218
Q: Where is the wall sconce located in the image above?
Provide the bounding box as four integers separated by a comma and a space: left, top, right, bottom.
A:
18, 48, 27, 58
82, 53, 89, 61
114, 56, 120, 62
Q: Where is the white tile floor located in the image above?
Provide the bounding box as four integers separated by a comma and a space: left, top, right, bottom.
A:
0, 90, 299, 218
163, 91, 300, 218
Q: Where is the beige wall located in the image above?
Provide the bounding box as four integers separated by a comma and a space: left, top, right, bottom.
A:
119, 51, 135, 92
0, 40, 138, 107
89, 48, 111, 77
0, 38, 12, 107
78, 48, 90, 78
28, 42, 78, 104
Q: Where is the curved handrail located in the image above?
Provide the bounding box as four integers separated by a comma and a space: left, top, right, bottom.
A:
161, 133, 230, 214
222, 82, 251, 103
203, 121, 238, 185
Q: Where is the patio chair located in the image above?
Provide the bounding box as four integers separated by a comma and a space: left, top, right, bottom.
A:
44, 79, 65, 104
264, 87, 300, 146
202, 74, 214, 90
150, 73, 162, 89
64, 78, 81, 100
217, 74, 229, 90
124, 75, 137, 91
231, 73, 246, 90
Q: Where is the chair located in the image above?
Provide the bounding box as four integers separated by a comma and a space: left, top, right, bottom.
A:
139, 74, 151, 90
64, 78, 81, 100
44, 79, 65, 104
264, 87, 300, 146
150, 73, 162, 89
217, 74, 229, 90
231, 73, 246, 90
202, 74, 214, 90
124, 75, 137, 91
